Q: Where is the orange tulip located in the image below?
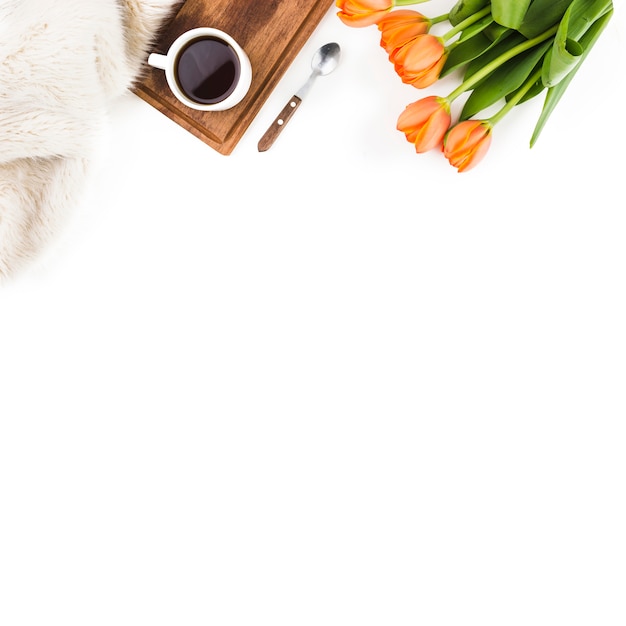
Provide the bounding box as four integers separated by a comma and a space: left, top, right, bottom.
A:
378, 10, 431, 56
391, 34, 447, 89
336, 0, 394, 27
397, 96, 451, 153
443, 120, 492, 172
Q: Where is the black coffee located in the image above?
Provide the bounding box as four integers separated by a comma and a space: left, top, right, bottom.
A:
175, 37, 241, 104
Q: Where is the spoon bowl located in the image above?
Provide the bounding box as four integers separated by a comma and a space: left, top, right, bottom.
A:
312, 42, 341, 76
296, 42, 341, 99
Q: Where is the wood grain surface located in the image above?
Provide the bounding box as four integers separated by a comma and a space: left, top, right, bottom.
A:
134, 0, 334, 155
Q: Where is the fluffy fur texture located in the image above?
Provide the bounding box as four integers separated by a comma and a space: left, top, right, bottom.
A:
0, 0, 180, 279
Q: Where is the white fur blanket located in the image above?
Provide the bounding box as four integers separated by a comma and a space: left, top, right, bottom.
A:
0, 0, 180, 279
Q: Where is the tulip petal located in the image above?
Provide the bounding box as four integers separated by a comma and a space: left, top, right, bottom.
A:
397, 96, 451, 152
444, 120, 492, 172
336, 0, 393, 27
391, 35, 446, 88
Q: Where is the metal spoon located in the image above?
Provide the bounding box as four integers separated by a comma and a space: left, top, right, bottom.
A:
257, 42, 341, 152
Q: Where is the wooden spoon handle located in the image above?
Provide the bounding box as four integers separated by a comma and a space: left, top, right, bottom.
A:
257, 96, 302, 152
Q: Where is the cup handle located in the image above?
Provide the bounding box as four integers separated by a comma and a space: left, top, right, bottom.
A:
148, 53, 167, 70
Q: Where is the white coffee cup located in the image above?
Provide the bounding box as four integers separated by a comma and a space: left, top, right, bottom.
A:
148, 27, 252, 111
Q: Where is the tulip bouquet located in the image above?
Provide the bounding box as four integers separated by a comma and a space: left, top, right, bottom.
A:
336, 0, 614, 171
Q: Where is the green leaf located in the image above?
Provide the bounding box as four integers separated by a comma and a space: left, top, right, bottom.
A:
463, 32, 526, 81
541, 39, 583, 88
441, 22, 512, 78
530, 7, 613, 147
542, 8, 583, 88
448, 0, 490, 26
483, 23, 511, 42
541, 0, 613, 87
541, 3, 581, 87
491, 0, 532, 29
564, 0, 614, 39
511, 76, 545, 105
457, 14, 494, 43
460, 41, 551, 118
442, 34, 494, 77
519, 0, 574, 38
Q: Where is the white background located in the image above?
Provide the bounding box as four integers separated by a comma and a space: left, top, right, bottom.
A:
2, 3, 626, 625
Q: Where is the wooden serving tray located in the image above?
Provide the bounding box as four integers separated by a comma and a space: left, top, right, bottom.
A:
134, 0, 335, 155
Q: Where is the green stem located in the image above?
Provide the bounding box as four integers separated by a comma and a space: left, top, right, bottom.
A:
447, 24, 559, 102
431, 13, 449, 25
488, 67, 543, 126
395, 0, 431, 5
442, 6, 491, 42
445, 17, 494, 53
